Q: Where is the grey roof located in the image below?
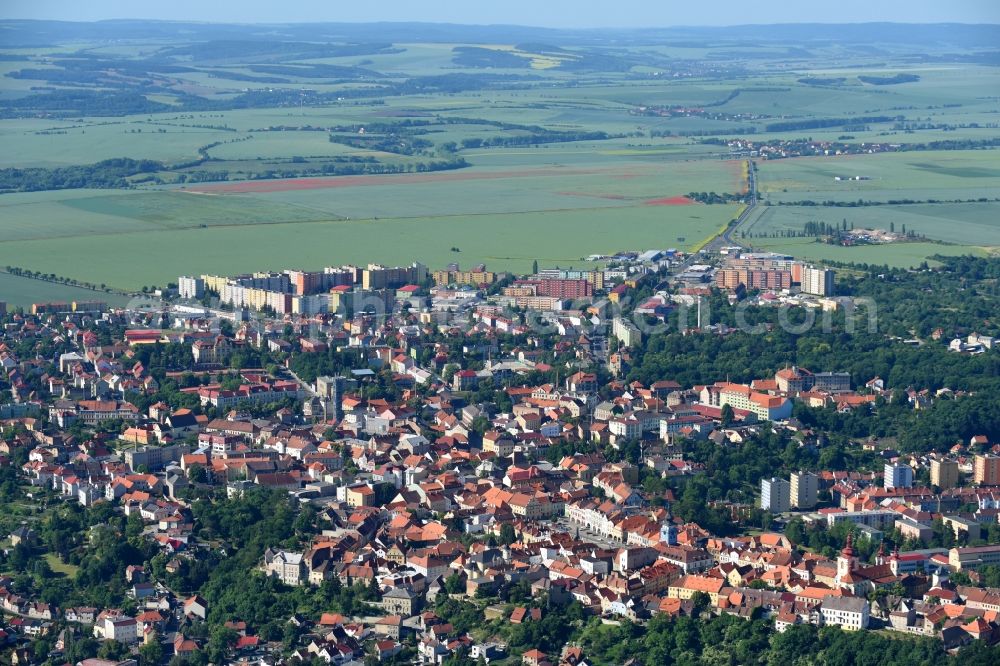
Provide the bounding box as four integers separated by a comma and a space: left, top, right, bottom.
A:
821, 596, 868, 612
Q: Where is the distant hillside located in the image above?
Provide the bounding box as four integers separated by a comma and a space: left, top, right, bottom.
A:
1, 19, 998, 49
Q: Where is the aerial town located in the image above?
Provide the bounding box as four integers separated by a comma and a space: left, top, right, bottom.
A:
0, 242, 998, 666
2, 3, 998, 665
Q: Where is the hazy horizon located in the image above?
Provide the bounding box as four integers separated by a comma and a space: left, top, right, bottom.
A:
4, 0, 1000, 30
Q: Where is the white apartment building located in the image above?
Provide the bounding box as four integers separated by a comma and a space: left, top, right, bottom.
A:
790, 471, 818, 509
177, 275, 205, 300
884, 462, 913, 490
761, 477, 791, 513
801, 266, 835, 296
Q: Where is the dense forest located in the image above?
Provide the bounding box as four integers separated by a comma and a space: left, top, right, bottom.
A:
573, 612, 996, 666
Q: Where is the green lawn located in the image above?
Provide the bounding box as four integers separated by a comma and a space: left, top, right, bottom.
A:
43, 552, 80, 577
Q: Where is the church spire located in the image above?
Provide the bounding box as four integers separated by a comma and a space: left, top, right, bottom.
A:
841, 531, 855, 558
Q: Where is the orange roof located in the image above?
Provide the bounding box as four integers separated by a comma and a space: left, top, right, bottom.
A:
964, 617, 991, 633
320, 613, 345, 626
758, 533, 787, 547
942, 603, 967, 618
658, 597, 683, 615
675, 574, 724, 594
797, 586, 841, 601
751, 393, 785, 408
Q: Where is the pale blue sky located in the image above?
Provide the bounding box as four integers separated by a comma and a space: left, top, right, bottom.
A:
4, 0, 1000, 28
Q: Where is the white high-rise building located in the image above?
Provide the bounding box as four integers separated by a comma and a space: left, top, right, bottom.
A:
761, 477, 791, 513
790, 471, 818, 509
801, 266, 835, 296
178, 275, 205, 300
884, 462, 913, 490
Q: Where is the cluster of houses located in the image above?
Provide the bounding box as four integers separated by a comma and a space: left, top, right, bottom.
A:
725, 137, 900, 160
5, 384, 998, 663
0, 259, 997, 664
948, 332, 997, 355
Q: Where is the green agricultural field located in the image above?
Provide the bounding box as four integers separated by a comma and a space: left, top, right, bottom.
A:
744, 145, 1000, 263
231, 157, 742, 218
0, 117, 236, 168
319, 42, 460, 77
452, 139, 724, 169
0, 152, 742, 288
0, 190, 334, 241
0, 205, 740, 289
2, 21, 999, 291
741, 237, 985, 269
205, 131, 396, 160
744, 203, 1000, 247
0, 272, 132, 308
757, 150, 1000, 204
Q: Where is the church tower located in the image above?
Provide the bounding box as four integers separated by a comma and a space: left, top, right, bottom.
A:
660, 521, 678, 546
836, 532, 857, 583
889, 545, 901, 577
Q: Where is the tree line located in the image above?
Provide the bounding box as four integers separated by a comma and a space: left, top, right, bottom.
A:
0, 157, 162, 193
460, 129, 610, 149
763, 115, 900, 133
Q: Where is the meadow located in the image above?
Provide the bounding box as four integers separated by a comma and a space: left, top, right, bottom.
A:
42, 552, 80, 578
